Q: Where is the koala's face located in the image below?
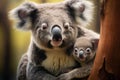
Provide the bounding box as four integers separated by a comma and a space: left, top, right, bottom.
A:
73, 46, 94, 62
32, 5, 78, 48
9, 0, 93, 49
73, 37, 98, 63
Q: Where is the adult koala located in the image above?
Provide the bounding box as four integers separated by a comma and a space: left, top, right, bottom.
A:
9, 0, 95, 80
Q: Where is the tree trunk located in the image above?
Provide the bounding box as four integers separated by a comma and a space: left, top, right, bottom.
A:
88, 0, 120, 80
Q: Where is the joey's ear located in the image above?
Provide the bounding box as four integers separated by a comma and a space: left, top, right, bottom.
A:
91, 38, 99, 51
65, 0, 94, 27
9, 2, 38, 30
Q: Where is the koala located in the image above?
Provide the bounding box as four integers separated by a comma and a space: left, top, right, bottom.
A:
9, 0, 94, 80
73, 37, 99, 65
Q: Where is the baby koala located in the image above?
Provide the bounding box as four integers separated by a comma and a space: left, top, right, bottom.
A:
57, 37, 99, 80
72, 37, 99, 79
73, 37, 98, 66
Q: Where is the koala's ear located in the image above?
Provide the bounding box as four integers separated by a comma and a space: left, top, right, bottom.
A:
9, 2, 38, 30
91, 38, 99, 50
65, 0, 94, 27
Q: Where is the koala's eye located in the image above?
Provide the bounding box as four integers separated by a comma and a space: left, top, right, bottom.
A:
74, 48, 78, 52
86, 48, 91, 53
64, 23, 70, 30
41, 23, 48, 30
74, 48, 78, 55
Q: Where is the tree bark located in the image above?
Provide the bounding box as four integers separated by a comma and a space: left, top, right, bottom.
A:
88, 0, 120, 80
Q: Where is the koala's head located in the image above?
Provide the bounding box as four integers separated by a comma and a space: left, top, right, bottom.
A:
73, 37, 99, 63
9, 0, 93, 49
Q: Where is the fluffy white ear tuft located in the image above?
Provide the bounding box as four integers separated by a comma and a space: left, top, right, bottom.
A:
65, 0, 94, 27
9, 2, 38, 30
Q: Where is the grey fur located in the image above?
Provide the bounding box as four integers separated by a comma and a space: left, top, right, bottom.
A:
9, 0, 95, 80
57, 32, 99, 80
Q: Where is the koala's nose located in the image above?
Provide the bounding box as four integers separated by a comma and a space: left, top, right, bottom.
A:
79, 54, 84, 59
79, 50, 84, 59
51, 25, 62, 41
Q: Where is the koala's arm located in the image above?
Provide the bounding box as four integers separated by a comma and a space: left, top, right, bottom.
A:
57, 63, 93, 80
27, 62, 57, 80
17, 53, 57, 80
16, 54, 28, 80
68, 64, 92, 79
16, 54, 56, 80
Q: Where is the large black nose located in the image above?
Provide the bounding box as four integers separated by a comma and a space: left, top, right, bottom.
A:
51, 25, 62, 41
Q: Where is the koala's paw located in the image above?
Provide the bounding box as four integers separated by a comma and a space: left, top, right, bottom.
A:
57, 73, 72, 80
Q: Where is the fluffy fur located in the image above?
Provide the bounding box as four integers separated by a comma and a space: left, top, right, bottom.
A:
9, 2, 37, 30
57, 31, 99, 80
9, 0, 95, 80
65, 0, 94, 27
73, 37, 99, 65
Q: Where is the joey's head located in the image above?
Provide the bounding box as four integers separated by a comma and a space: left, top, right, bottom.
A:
73, 37, 99, 63
9, 0, 93, 49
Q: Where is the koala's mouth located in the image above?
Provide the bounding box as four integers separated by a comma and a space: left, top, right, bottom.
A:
79, 58, 86, 62
50, 39, 63, 47
79, 55, 86, 62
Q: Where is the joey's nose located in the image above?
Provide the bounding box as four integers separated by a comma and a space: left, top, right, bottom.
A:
79, 54, 84, 59
79, 50, 84, 59
51, 26, 62, 41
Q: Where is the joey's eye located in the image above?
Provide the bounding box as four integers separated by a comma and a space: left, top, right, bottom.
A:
86, 48, 91, 53
64, 23, 70, 30
41, 23, 48, 30
74, 48, 78, 55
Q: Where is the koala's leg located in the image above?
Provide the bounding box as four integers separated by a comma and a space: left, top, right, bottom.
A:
26, 62, 57, 80
16, 54, 28, 80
